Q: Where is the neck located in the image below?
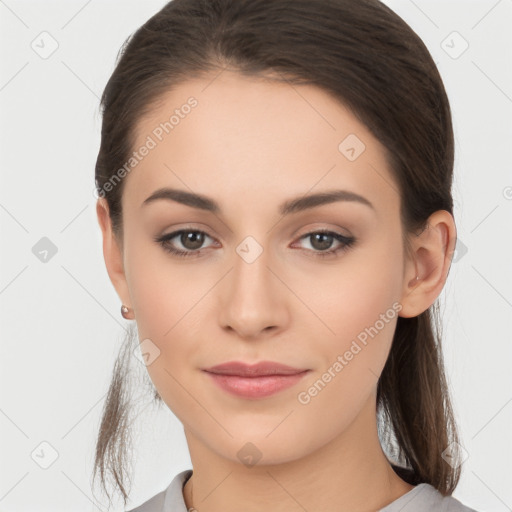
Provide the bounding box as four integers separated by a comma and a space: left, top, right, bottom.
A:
182, 393, 414, 512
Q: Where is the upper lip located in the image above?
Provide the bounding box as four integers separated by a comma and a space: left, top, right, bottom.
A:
202, 361, 309, 377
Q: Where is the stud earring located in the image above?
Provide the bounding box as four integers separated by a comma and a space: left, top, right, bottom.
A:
121, 304, 133, 319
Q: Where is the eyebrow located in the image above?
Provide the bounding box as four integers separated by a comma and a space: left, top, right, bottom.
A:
141, 187, 375, 216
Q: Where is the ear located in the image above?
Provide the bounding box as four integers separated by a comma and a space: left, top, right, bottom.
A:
399, 210, 457, 318
96, 198, 134, 318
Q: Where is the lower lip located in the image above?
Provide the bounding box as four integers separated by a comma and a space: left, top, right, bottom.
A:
203, 371, 310, 399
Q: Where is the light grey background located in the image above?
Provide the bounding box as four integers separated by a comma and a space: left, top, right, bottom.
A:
0, 0, 511, 511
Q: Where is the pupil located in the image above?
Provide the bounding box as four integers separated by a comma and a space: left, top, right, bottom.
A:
312, 233, 332, 250
183, 231, 204, 250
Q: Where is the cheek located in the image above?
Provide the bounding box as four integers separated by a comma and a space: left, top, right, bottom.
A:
293, 291, 401, 450
124, 232, 196, 339
126, 262, 205, 422
292, 230, 403, 351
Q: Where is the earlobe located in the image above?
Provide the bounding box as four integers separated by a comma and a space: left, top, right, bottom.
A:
96, 199, 133, 312
398, 210, 456, 318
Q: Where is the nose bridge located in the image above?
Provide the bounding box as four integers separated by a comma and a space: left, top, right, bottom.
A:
218, 234, 288, 338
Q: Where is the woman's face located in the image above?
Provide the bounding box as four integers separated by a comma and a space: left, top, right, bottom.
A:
105, 70, 418, 464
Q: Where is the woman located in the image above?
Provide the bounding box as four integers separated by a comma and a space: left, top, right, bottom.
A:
93, 0, 479, 510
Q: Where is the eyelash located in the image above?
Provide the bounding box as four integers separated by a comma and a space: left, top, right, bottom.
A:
154, 228, 356, 259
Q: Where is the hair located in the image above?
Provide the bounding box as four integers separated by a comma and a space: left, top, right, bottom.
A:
93, 0, 462, 507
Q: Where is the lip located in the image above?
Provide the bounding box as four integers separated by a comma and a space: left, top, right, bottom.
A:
202, 361, 310, 399
203, 360, 309, 376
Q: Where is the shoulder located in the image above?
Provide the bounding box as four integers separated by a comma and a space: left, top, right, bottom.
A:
126, 469, 193, 512
379, 483, 479, 512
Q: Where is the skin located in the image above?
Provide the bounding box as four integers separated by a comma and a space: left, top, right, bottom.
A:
97, 69, 456, 512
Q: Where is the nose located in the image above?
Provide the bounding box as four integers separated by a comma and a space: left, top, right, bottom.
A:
217, 245, 290, 340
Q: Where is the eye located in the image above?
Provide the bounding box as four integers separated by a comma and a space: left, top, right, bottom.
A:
293, 229, 356, 258
154, 228, 356, 259
155, 228, 217, 258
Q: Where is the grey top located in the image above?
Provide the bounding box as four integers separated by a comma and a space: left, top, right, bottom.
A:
126, 469, 479, 512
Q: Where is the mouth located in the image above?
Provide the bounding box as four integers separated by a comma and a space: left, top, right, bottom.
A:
202, 360, 309, 376
202, 361, 311, 399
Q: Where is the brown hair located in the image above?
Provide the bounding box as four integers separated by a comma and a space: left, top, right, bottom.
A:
93, 0, 462, 506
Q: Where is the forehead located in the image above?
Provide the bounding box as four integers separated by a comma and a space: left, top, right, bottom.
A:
124, 70, 399, 220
